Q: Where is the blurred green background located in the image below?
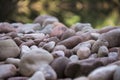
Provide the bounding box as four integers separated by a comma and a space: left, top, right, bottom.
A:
0, 0, 120, 28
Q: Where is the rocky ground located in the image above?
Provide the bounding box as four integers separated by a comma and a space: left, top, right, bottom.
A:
0, 15, 120, 80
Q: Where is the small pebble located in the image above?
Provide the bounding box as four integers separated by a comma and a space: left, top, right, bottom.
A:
69, 55, 79, 62
77, 47, 91, 59
98, 46, 109, 57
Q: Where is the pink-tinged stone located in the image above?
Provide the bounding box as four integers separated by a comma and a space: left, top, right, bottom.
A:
50, 22, 68, 38
0, 22, 16, 33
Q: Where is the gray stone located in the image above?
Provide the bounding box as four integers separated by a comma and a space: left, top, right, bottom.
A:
28, 71, 45, 80
19, 48, 53, 76
77, 47, 91, 59
69, 55, 79, 62
88, 65, 118, 80
0, 64, 17, 79
113, 67, 120, 80
98, 46, 109, 57
0, 39, 20, 61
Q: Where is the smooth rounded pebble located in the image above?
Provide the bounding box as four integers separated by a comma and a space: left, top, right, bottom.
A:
0, 64, 17, 79
19, 48, 53, 76
88, 65, 118, 80
113, 67, 120, 80
5, 58, 20, 67
74, 76, 89, 80
28, 71, 45, 80
0, 39, 20, 61
69, 55, 79, 62
98, 46, 109, 57
51, 57, 70, 78
77, 47, 91, 59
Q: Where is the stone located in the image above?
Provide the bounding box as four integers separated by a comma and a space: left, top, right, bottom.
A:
39, 65, 57, 80
108, 52, 118, 59
97, 26, 120, 34
65, 59, 103, 78
109, 60, 120, 66
58, 78, 72, 80
38, 42, 47, 47
98, 46, 109, 57
71, 23, 93, 32
51, 57, 70, 78
24, 33, 45, 39
57, 36, 82, 49
91, 39, 109, 53
20, 45, 31, 57
69, 55, 79, 62
53, 45, 66, 52
5, 58, 20, 67
39, 24, 54, 34
33, 15, 58, 27
6, 32, 18, 38
14, 37, 23, 46
90, 32, 100, 40
21, 40, 35, 47
8, 77, 28, 80
61, 29, 75, 40
0, 22, 16, 33
65, 55, 118, 78
17, 23, 41, 33
0, 64, 17, 79
88, 53, 97, 59
95, 29, 120, 48
28, 71, 45, 80
19, 48, 54, 76
88, 65, 118, 80
113, 67, 120, 80
42, 17, 59, 27
43, 41, 56, 52
0, 39, 20, 61
74, 76, 89, 80
50, 22, 68, 38
43, 36, 60, 43
72, 41, 92, 54
77, 47, 91, 59
52, 50, 65, 58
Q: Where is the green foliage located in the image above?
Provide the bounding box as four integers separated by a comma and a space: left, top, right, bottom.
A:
0, 0, 120, 28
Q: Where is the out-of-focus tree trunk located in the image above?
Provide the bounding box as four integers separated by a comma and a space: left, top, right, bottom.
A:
0, 0, 18, 22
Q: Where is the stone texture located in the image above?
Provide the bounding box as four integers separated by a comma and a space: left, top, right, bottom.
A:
98, 46, 109, 57
0, 22, 16, 33
88, 65, 118, 80
77, 47, 91, 59
28, 71, 45, 80
51, 57, 70, 78
0, 39, 20, 61
0, 64, 17, 79
19, 47, 54, 76
74, 76, 89, 80
8, 77, 28, 80
113, 67, 120, 80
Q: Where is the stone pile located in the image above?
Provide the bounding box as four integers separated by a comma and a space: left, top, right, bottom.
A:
0, 15, 120, 80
